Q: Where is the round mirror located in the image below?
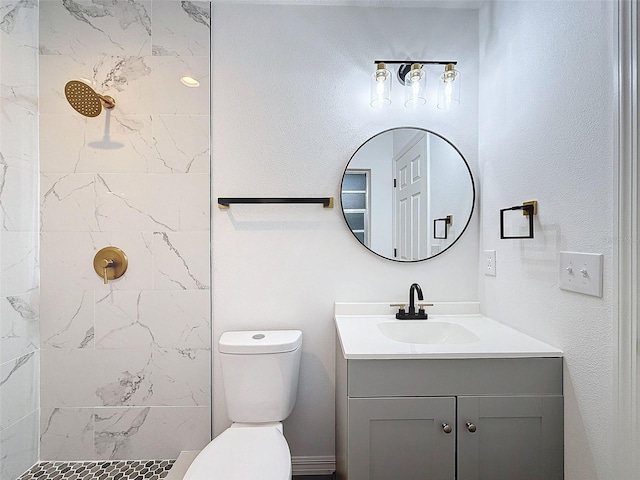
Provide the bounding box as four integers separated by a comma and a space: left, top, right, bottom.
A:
340, 127, 475, 262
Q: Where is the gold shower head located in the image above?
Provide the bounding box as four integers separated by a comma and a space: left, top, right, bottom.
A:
64, 80, 116, 117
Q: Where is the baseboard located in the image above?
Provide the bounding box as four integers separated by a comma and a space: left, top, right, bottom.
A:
169, 451, 336, 477
291, 455, 336, 476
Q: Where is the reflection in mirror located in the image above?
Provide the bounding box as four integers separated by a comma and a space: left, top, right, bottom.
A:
342, 171, 370, 245
433, 215, 452, 239
341, 128, 475, 262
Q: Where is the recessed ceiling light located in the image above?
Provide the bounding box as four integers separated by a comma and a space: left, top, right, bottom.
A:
180, 76, 200, 88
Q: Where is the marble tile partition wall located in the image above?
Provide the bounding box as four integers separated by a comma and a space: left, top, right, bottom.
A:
0, 0, 41, 478
38, 0, 211, 461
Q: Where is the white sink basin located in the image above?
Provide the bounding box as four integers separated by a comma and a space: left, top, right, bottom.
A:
334, 302, 563, 359
377, 320, 480, 345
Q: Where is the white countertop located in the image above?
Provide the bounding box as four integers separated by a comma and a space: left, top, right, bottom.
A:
335, 302, 563, 360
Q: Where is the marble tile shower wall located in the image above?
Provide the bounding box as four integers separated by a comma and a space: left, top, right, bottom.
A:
0, 0, 41, 479
38, 0, 211, 462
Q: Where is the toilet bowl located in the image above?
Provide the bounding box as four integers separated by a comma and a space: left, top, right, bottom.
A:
183, 330, 302, 480
183, 424, 291, 480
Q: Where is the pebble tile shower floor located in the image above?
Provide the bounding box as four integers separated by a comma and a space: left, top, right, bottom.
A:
17, 461, 175, 480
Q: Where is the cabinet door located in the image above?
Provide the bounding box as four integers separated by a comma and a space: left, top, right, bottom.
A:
457, 395, 563, 480
348, 396, 456, 480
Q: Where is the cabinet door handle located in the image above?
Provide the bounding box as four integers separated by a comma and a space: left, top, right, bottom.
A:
441, 423, 452, 434
466, 422, 477, 433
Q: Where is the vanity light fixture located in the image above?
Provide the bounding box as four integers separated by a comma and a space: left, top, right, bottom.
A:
437, 64, 460, 110
370, 60, 460, 110
370, 63, 392, 108
404, 63, 427, 108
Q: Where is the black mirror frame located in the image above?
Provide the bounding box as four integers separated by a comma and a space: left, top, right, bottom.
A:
340, 127, 476, 263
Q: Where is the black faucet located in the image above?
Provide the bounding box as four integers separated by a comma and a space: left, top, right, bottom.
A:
408, 283, 423, 314
395, 283, 430, 319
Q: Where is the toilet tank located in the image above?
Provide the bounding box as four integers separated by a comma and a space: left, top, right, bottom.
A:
219, 330, 302, 423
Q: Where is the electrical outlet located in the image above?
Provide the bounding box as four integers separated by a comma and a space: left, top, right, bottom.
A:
484, 250, 497, 276
559, 251, 603, 297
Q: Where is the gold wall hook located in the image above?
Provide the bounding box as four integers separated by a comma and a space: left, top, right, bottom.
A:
93, 246, 128, 284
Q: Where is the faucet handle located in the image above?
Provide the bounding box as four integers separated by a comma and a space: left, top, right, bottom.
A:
390, 303, 407, 315
417, 303, 433, 319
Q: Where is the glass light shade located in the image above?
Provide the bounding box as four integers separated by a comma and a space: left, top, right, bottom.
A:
437, 65, 460, 110
404, 64, 427, 108
370, 63, 391, 108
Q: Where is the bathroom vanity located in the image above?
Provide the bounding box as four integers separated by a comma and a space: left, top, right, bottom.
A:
334, 303, 564, 480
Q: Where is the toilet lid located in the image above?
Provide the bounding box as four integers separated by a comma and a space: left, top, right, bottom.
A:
183, 426, 291, 480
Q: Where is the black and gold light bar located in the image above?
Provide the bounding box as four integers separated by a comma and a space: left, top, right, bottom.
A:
371, 60, 460, 110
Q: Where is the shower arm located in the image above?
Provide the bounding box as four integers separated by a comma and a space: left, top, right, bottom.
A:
98, 94, 116, 109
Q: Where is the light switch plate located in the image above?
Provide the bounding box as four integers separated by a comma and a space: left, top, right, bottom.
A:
484, 250, 497, 276
559, 251, 603, 297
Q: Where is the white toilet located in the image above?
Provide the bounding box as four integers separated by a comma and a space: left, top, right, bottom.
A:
183, 329, 303, 480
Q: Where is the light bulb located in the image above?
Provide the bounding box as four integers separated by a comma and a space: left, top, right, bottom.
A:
412, 78, 421, 95
370, 63, 391, 108
404, 63, 426, 109
437, 64, 460, 110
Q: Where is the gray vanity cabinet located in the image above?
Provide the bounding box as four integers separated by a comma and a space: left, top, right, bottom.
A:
348, 396, 456, 480
456, 395, 564, 479
335, 344, 564, 480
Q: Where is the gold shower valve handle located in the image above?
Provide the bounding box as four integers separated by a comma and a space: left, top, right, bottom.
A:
100, 258, 115, 269
93, 247, 128, 285
100, 258, 115, 284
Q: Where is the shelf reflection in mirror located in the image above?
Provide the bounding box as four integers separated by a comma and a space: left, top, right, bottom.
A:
340, 127, 475, 262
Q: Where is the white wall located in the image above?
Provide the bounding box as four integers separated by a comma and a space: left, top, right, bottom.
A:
212, 4, 479, 458
478, 2, 615, 479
